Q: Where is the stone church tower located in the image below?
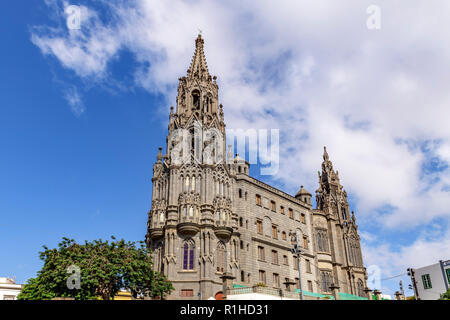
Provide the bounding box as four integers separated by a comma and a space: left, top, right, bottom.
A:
146, 35, 368, 300
146, 34, 237, 299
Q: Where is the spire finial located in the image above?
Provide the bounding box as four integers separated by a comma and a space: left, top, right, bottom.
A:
323, 146, 329, 161
188, 33, 209, 79
156, 147, 163, 162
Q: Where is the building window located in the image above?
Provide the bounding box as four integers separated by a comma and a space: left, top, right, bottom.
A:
357, 279, 365, 297
306, 259, 311, 273
341, 207, 347, 220
301, 213, 306, 224
283, 255, 288, 265
447, 269, 450, 284
273, 273, 280, 288
241, 270, 245, 282
288, 208, 294, 219
239, 189, 243, 198
284, 278, 290, 290
240, 240, 244, 250
280, 206, 285, 215
422, 274, 432, 289
258, 246, 265, 261
256, 194, 261, 206
307, 280, 313, 292
303, 236, 308, 249
270, 200, 276, 212
239, 217, 243, 227
316, 229, 329, 252
272, 225, 278, 239
256, 220, 263, 234
293, 256, 298, 270
183, 241, 195, 270
295, 278, 300, 289
216, 242, 226, 273
272, 250, 278, 265
320, 271, 333, 293
259, 270, 266, 284
180, 289, 194, 297
281, 231, 287, 241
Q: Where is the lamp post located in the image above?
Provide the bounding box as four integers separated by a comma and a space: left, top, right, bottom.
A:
290, 231, 304, 300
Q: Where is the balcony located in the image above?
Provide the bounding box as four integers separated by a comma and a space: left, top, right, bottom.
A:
149, 221, 165, 240
214, 214, 232, 239
177, 215, 200, 235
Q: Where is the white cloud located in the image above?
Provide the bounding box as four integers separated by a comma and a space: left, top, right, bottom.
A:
63, 87, 84, 116
31, 0, 450, 281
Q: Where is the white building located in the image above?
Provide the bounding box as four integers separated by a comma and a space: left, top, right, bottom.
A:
410, 260, 450, 300
0, 277, 23, 300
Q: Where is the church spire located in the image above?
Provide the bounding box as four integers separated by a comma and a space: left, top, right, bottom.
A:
173, 34, 220, 129
187, 34, 211, 80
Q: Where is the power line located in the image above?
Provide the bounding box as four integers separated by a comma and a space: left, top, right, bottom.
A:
381, 273, 407, 281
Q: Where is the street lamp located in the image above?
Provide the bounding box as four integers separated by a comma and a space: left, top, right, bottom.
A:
290, 231, 304, 300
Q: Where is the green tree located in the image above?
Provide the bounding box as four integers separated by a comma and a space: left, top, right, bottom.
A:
17, 237, 173, 300
439, 288, 450, 300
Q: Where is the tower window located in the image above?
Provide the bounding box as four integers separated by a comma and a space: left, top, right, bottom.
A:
216, 242, 226, 273
192, 90, 200, 109
183, 241, 195, 270
341, 207, 347, 220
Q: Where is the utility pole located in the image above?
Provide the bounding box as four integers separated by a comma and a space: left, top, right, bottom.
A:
290, 231, 304, 300
407, 268, 420, 300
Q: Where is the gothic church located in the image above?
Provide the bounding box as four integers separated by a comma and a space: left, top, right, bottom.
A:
146, 35, 368, 300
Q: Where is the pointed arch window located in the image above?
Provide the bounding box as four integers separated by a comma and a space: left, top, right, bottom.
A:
320, 271, 333, 293
183, 240, 195, 270
191, 175, 196, 191
357, 279, 365, 297
192, 90, 200, 110
185, 176, 190, 191
341, 207, 347, 220
216, 242, 226, 273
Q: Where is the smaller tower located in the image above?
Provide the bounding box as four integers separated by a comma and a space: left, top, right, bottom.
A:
295, 185, 312, 205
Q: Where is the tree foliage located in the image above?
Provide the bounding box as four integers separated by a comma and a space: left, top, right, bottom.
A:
439, 288, 450, 300
17, 237, 173, 300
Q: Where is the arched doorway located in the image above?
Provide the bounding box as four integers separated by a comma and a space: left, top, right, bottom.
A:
214, 291, 223, 300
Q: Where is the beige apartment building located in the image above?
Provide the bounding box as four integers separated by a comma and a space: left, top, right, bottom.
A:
146, 35, 368, 300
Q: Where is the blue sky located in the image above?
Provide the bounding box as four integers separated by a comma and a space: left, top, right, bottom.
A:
1, 0, 450, 298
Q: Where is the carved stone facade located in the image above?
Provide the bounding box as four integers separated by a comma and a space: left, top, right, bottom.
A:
146, 35, 368, 300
